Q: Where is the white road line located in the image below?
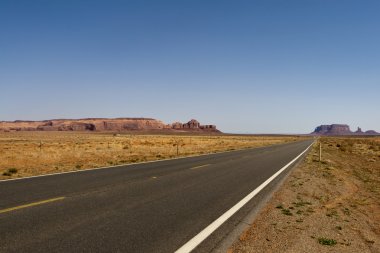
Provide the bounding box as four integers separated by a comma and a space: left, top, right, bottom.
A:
175, 142, 314, 253
190, 164, 211, 170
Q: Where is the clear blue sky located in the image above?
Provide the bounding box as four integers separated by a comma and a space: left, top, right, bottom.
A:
1, 0, 379, 133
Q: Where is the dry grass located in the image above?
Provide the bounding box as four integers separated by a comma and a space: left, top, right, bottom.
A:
0, 131, 302, 180
230, 136, 380, 253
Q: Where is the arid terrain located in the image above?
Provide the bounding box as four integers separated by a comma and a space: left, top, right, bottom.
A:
230, 137, 380, 253
0, 132, 302, 180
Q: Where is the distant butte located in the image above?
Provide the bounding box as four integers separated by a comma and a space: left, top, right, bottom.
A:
312, 124, 379, 136
0, 118, 220, 133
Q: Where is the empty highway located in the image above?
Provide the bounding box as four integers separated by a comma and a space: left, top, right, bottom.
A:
0, 139, 313, 253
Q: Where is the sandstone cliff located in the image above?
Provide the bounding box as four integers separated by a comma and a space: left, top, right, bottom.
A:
0, 118, 220, 133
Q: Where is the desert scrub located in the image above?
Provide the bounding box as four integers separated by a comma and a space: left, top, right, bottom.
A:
318, 237, 337, 246
326, 209, 339, 218
281, 208, 293, 216
292, 200, 312, 207
2, 168, 18, 176
8, 168, 18, 173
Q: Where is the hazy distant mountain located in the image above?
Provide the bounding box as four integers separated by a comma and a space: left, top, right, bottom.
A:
312, 124, 379, 135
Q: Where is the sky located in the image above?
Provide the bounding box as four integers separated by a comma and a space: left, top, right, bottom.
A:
1, 0, 379, 133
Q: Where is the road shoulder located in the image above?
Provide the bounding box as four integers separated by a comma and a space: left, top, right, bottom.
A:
229, 137, 380, 253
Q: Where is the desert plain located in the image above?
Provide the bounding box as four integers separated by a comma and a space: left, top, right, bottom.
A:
2, 132, 378, 252
0, 131, 302, 180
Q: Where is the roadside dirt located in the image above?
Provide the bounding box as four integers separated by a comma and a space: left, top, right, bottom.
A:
229, 137, 380, 253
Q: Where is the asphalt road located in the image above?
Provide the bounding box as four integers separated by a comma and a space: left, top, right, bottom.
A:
0, 139, 313, 253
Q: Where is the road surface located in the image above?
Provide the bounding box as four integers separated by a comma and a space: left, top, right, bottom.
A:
0, 139, 313, 253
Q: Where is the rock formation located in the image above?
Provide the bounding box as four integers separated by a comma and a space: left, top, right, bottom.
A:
0, 118, 220, 133
364, 130, 379, 135
312, 124, 379, 135
168, 119, 218, 132
355, 127, 363, 134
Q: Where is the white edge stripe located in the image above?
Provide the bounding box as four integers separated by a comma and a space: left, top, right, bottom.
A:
175, 142, 314, 253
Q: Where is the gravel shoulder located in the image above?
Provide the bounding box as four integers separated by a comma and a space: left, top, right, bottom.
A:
229, 137, 380, 253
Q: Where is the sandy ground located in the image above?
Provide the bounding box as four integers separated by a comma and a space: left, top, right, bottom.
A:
230, 137, 380, 253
